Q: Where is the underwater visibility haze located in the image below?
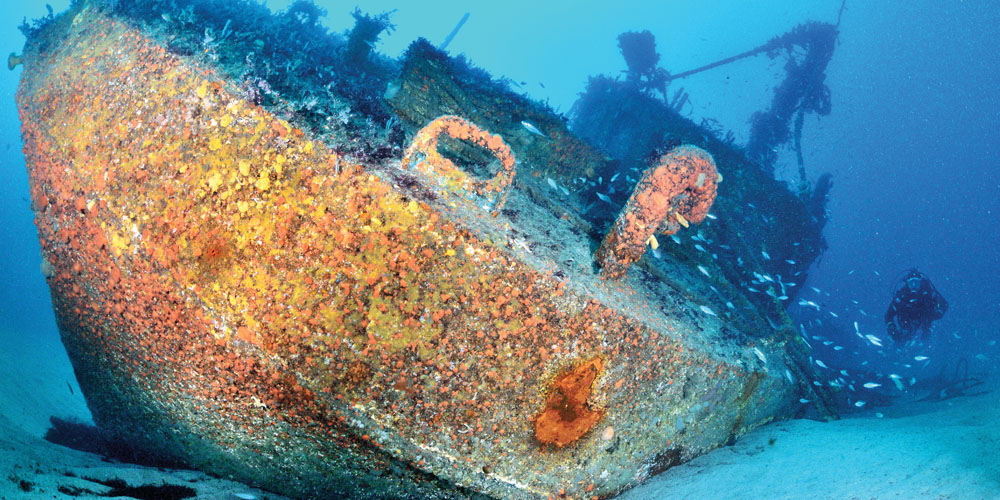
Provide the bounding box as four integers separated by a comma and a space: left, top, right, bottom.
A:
0, 0, 997, 499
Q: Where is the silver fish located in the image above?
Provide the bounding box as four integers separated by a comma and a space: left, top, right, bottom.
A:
752, 347, 767, 363
521, 120, 546, 137
863, 382, 881, 389
798, 299, 820, 310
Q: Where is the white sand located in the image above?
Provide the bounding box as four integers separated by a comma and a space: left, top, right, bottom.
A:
2, 325, 997, 499
0, 328, 290, 500
618, 379, 1000, 500
0, 333, 91, 437
0, 414, 291, 499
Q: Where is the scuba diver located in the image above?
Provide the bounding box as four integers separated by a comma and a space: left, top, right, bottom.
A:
884, 268, 948, 342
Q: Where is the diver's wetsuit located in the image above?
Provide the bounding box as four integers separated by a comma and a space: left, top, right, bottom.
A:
884, 275, 948, 342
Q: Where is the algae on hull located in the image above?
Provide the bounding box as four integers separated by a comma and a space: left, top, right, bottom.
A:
14, 2, 834, 499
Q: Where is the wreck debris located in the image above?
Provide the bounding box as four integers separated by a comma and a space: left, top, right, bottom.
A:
402, 114, 516, 215
12, 2, 836, 498
596, 145, 719, 280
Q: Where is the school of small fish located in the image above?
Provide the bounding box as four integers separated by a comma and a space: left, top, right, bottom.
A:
783, 271, 997, 416
559, 167, 997, 417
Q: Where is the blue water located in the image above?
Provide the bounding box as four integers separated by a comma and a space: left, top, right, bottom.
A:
2, 0, 997, 497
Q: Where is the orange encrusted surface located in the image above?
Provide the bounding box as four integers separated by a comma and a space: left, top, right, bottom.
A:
16, 7, 796, 500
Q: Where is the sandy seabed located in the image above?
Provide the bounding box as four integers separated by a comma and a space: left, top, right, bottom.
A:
620, 381, 1000, 500
2, 328, 997, 500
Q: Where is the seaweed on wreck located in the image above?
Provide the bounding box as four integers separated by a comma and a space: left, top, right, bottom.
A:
345, 7, 396, 68
399, 38, 546, 112
18, 4, 56, 38
95, 0, 400, 158
745, 22, 838, 178
13, 3, 849, 495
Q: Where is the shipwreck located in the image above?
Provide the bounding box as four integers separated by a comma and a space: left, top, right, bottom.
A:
14, 1, 838, 498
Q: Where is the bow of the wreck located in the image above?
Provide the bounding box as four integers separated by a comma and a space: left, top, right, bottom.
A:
14, 3, 831, 499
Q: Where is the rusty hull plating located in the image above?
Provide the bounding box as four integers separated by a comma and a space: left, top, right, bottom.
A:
17, 6, 803, 500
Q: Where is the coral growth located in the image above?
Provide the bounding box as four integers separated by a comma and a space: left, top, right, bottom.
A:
401, 115, 516, 214
534, 357, 604, 448
595, 145, 718, 280
15, 4, 817, 499
103, 0, 399, 153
